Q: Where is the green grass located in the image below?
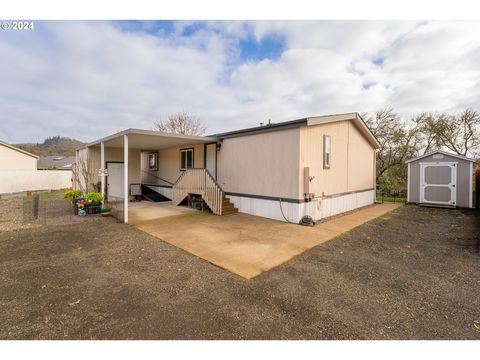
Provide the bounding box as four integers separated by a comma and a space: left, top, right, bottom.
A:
37, 189, 70, 199
376, 195, 406, 203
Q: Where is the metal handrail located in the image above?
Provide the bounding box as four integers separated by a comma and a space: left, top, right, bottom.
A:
141, 170, 174, 185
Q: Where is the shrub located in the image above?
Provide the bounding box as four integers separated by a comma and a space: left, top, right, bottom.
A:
85, 192, 103, 203
64, 189, 82, 201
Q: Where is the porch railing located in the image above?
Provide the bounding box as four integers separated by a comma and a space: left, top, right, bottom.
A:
172, 168, 223, 215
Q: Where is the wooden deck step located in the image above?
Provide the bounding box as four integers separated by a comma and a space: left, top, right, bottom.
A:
221, 197, 238, 215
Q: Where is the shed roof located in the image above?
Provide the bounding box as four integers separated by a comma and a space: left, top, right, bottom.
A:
0, 139, 39, 159
405, 150, 476, 163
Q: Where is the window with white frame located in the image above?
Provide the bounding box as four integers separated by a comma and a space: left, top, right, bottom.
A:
148, 152, 158, 171
323, 135, 331, 169
180, 148, 194, 170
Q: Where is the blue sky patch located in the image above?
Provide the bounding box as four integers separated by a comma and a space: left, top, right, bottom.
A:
373, 56, 385, 66
239, 34, 285, 62
115, 20, 176, 36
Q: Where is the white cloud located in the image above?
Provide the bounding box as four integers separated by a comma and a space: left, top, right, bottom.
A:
0, 20, 479, 143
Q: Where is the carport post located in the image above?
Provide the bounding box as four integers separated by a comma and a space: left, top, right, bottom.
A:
100, 141, 105, 202
124, 134, 129, 223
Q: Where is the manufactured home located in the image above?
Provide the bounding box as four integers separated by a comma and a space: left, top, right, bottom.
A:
406, 150, 476, 208
75, 112, 380, 223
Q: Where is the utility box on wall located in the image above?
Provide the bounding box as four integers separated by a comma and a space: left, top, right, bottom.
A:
303, 166, 315, 200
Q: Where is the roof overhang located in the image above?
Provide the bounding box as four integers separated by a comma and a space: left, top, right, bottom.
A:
0, 139, 39, 159
307, 113, 381, 149
213, 112, 380, 149
79, 129, 217, 151
405, 150, 476, 163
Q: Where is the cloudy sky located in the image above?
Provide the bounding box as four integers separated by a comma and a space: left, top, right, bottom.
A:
1, 20, 479, 143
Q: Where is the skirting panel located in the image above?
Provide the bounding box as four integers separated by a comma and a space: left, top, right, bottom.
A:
225, 195, 302, 223
226, 189, 375, 223
302, 190, 375, 221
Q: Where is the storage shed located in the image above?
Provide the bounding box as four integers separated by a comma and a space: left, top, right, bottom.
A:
406, 150, 476, 208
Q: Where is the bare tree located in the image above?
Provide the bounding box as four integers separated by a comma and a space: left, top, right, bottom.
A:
365, 108, 480, 193
414, 112, 446, 154
72, 151, 97, 195
365, 108, 421, 190
153, 112, 206, 136
435, 109, 480, 157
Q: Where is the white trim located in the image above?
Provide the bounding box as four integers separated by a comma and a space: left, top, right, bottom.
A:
419, 162, 457, 206
323, 134, 331, 169
0, 139, 39, 159
373, 149, 377, 203
124, 134, 129, 223
407, 162, 411, 202
307, 112, 380, 149
469, 161, 473, 208
406, 150, 475, 163
100, 141, 105, 201
78, 128, 216, 150
180, 148, 194, 170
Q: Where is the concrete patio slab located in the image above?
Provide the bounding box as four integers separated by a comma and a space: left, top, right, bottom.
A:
133, 203, 401, 279
128, 201, 196, 225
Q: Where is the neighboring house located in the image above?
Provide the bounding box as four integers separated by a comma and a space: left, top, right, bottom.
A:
0, 140, 72, 194
406, 150, 476, 208
76, 112, 380, 223
37, 156, 76, 170
0, 139, 38, 171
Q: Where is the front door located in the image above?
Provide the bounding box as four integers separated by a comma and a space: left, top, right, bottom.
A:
205, 143, 217, 179
107, 162, 124, 202
420, 162, 457, 206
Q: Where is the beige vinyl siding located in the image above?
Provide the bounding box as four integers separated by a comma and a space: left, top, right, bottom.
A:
80, 146, 141, 188
300, 120, 375, 197
347, 121, 375, 191
142, 144, 205, 184
217, 128, 300, 199
300, 121, 349, 196
0, 144, 37, 171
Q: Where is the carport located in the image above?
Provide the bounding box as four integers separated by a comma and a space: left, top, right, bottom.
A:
79, 129, 216, 223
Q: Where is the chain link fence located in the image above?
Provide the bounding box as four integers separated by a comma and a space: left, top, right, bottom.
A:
22, 195, 76, 226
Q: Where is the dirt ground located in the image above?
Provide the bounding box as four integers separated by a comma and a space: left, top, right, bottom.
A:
0, 205, 479, 339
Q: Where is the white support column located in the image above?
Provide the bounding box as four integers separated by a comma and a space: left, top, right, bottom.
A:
124, 134, 129, 223
100, 141, 105, 202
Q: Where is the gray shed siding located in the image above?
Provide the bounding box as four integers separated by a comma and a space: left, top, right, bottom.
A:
408, 153, 473, 208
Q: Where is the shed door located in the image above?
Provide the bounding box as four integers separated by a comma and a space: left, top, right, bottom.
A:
420, 162, 457, 206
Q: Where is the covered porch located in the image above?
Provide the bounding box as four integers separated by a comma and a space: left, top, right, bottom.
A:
82, 128, 223, 223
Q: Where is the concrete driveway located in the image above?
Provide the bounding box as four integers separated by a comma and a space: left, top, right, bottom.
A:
133, 203, 400, 279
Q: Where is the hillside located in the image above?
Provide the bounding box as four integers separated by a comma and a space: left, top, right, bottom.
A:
15, 136, 85, 157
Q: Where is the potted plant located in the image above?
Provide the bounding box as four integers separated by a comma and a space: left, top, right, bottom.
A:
100, 201, 112, 217
64, 189, 84, 215
85, 192, 103, 214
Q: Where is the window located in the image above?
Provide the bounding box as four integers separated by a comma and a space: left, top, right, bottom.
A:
323, 135, 331, 169
148, 152, 158, 171
180, 148, 194, 170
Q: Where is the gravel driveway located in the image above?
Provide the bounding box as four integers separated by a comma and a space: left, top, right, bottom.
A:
0, 205, 479, 339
